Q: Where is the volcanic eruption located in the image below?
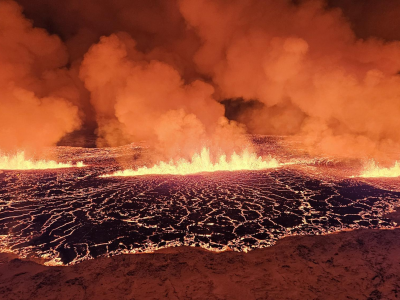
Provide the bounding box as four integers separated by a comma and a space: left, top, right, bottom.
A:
1, 0, 400, 285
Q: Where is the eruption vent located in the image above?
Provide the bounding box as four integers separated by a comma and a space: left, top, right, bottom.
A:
102, 148, 281, 177
0, 152, 84, 170
358, 160, 400, 178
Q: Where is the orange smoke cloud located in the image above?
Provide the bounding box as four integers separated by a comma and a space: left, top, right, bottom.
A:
179, 0, 400, 159
80, 33, 249, 158
0, 0, 80, 154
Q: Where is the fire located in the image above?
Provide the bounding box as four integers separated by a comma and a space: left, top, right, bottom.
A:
358, 160, 400, 178
102, 148, 282, 177
0, 152, 84, 170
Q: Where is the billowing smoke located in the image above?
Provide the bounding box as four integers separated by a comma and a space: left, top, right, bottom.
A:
0, 0, 80, 154
79, 33, 248, 158
3, 0, 400, 161
179, 0, 400, 159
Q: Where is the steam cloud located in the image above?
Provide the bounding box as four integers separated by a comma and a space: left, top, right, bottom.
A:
2, 0, 400, 160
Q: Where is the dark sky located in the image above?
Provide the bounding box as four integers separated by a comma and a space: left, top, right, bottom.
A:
327, 0, 400, 40
12, 0, 400, 43
13, 0, 400, 42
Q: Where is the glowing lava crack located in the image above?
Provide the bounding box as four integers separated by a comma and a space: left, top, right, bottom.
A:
101, 148, 282, 177
0, 152, 84, 170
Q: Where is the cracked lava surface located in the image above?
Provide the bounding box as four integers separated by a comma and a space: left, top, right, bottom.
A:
1, 139, 400, 265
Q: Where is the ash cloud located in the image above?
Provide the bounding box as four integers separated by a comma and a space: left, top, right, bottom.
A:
2, 0, 400, 160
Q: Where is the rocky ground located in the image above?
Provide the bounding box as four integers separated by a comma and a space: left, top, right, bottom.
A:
1, 209, 400, 300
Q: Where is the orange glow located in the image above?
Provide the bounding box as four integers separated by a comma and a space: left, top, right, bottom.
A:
0, 152, 84, 170
358, 160, 400, 178
102, 147, 281, 177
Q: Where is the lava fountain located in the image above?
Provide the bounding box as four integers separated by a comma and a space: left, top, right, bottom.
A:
357, 160, 400, 178
0, 152, 84, 170
102, 147, 282, 177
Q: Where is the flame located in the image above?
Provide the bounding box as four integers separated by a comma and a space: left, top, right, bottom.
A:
0, 152, 84, 170
102, 147, 282, 177
358, 160, 400, 178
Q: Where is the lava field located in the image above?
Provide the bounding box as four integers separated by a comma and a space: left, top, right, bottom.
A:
1, 143, 400, 265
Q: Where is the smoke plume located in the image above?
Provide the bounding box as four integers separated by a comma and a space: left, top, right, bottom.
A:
0, 0, 80, 154
179, 0, 400, 159
2, 0, 400, 160
79, 33, 248, 158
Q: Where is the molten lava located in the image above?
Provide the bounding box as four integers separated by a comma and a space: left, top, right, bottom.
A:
0, 152, 84, 170
102, 148, 281, 177
358, 160, 400, 178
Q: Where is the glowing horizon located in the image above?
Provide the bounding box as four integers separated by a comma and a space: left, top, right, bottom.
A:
101, 147, 282, 177
0, 152, 84, 170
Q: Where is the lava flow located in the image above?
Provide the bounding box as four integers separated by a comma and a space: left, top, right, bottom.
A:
0, 152, 84, 170
102, 147, 281, 177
